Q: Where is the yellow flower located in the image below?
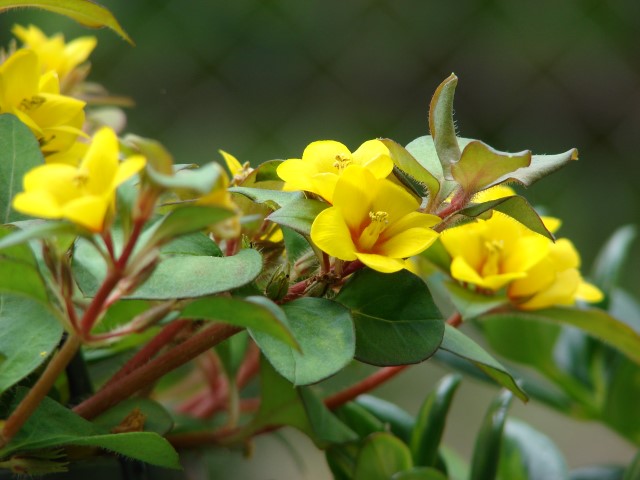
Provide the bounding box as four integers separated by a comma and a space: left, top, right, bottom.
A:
277, 139, 394, 202
0, 49, 86, 154
13, 128, 145, 231
12, 24, 96, 83
508, 238, 603, 310
310, 165, 440, 273
441, 213, 550, 290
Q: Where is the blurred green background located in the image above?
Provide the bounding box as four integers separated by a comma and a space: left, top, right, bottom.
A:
1, 1, 639, 478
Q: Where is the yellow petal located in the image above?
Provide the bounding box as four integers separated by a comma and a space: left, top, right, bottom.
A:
62, 196, 109, 231
518, 269, 581, 310
542, 216, 562, 234
502, 235, 550, 273
113, 155, 146, 187
302, 140, 351, 173
310, 207, 357, 261
441, 223, 486, 271
352, 139, 393, 178
64, 37, 97, 71
277, 158, 319, 192
0, 50, 39, 105
81, 127, 119, 195
13, 190, 63, 219
371, 178, 420, 224
377, 227, 439, 259
354, 252, 406, 273
310, 172, 339, 202
576, 281, 603, 303
220, 149, 243, 176
472, 185, 516, 202
332, 166, 375, 231
383, 211, 440, 239
451, 256, 525, 290
23, 163, 83, 204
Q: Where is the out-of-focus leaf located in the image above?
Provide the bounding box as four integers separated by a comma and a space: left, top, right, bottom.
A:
410, 374, 462, 467
92, 398, 174, 435
603, 355, 640, 445
429, 74, 461, 176
229, 187, 303, 209
457, 195, 553, 240
440, 446, 469, 480
0, 0, 134, 44
216, 331, 249, 378
355, 395, 415, 443
0, 114, 45, 224
570, 466, 625, 480
251, 297, 354, 385
335, 402, 386, 439
335, 269, 444, 366
392, 467, 448, 480
451, 141, 531, 195
623, 449, 640, 480
469, 390, 513, 480
0, 225, 48, 301
146, 162, 222, 194
0, 221, 79, 251
353, 432, 413, 480
439, 325, 528, 402
497, 419, 568, 480
145, 205, 234, 247
443, 281, 509, 321
266, 198, 328, 236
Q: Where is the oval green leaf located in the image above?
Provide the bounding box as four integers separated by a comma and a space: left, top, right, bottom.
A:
354, 432, 414, 480
355, 395, 415, 443
266, 198, 328, 236
250, 297, 354, 385
392, 467, 448, 480
335, 269, 444, 366
146, 205, 235, 247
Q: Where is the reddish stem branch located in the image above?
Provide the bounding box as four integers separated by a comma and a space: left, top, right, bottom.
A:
74, 323, 242, 420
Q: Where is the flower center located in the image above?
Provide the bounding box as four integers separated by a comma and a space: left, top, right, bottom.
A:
333, 154, 352, 172
358, 211, 389, 251
19, 95, 46, 112
481, 239, 504, 277
72, 169, 90, 189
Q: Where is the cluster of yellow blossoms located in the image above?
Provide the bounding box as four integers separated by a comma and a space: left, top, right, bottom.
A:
278, 141, 602, 310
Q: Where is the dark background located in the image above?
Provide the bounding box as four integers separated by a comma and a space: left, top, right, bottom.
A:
1, 1, 639, 477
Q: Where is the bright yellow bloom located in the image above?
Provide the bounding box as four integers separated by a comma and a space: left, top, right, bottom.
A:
12, 24, 96, 83
310, 165, 440, 273
277, 139, 394, 202
0, 49, 86, 154
13, 128, 145, 231
440, 212, 602, 309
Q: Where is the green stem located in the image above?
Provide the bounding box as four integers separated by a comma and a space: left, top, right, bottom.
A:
0, 335, 81, 448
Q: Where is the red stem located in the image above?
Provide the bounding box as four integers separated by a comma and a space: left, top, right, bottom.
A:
73, 323, 242, 419
324, 365, 409, 409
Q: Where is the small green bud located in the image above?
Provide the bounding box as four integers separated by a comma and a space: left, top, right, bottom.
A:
264, 265, 290, 301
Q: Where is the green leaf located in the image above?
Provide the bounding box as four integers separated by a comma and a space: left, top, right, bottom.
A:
335, 269, 444, 366
623, 449, 640, 480
327, 442, 360, 480
0, 221, 80, 252
380, 138, 440, 201
571, 466, 625, 480
0, 295, 63, 394
335, 402, 386, 439
216, 331, 249, 378
246, 359, 356, 447
0, 225, 48, 301
457, 195, 554, 240
0, 114, 45, 224
73, 238, 262, 299
392, 467, 448, 480
266, 198, 328, 236
355, 395, 415, 443
497, 419, 568, 480
146, 162, 223, 194
602, 355, 640, 445
429, 74, 461, 175
0, 0, 134, 44
229, 187, 304, 209
251, 297, 354, 385
451, 141, 531, 195
439, 325, 528, 402
160, 232, 222, 257
443, 281, 509, 321
0, 389, 180, 469
145, 205, 235, 247
440, 446, 469, 480
181, 296, 297, 348
92, 398, 174, 435
496, 149, 579, 187
410, 374, 462, 467
353, 432, 414, 480
469, 390, 513, 480
590, 225, 637, 307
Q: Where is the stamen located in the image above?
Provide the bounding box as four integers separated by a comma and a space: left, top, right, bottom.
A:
358, 211, 389, 251
481, 239, 504, 277
333, 154, 352, 171
19, 96, 46, 112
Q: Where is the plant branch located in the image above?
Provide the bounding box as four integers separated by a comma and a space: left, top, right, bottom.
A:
73, 323, 242, 420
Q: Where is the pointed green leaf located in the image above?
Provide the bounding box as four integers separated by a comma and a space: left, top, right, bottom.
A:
0, 221, 80, 252
355, 395, 415, 443
0, 114, 45, 224
590, 225, 637, 307
469, 390, 513, 480
0, 225, 48, 301
266, 198, 328, 236
146, 205, 235, 246
495, 149, 579, 187
146, 162, 223, 194
354, 432, 414, 480
0, 389, 180, 469
251, 297, 354, 385
429, 74, 461, 175
335, 269, 444, 366
182, 296, 297, 349
380, 138, 440, 200
457, 195, 554, 240
452, 141, 531, 195
0, 0, 133, 44
229, 187, 304, 209
335, 401, 386, 439
498, 419, 568, 480
439, 325, 528, 402
410, 374, 462, 467
0, 295, 63, 393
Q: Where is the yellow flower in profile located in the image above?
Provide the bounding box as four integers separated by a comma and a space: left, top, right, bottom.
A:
13, 128, 145, 231
508, 238, 603, 310
277, 139, 394, 202
0, 49, 86, 154
12, 24, 96, 84
441, 214, 550, 290
310, 165, 440, 273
